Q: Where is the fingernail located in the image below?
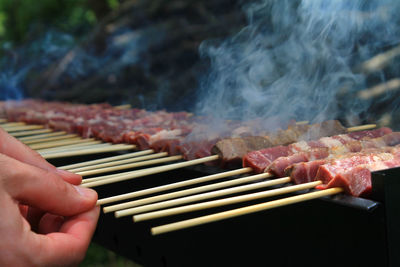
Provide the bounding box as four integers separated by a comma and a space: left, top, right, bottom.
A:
74, 185, 98, 199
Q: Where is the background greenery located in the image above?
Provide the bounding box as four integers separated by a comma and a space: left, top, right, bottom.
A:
81, 243, 141, 267
0, 1, 141, 265
0, 0, 120, 45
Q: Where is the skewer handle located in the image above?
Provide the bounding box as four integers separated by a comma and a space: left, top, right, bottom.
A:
96, 167, 253, 206
151, 187, 343, 235
134, 180, 322, 222
41, 144, 136, 159
109, 172, 277, 216
58, 150, 154, 170
77, 154, 181, 176
82, 155, 219, 188
347, 124, 376, 132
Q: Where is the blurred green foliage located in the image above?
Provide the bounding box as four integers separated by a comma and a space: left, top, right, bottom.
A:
0, 0, 120, 45
81, 243, 141, 267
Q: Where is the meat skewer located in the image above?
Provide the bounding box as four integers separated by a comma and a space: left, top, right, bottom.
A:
3, 101, 385, 203
128, 144, 400, 222
150, 145, 400, 234
2, 100, 386, 196
102, 131, 400, 229
82, 127, 377, 189
212, 120, 348, 167
289, 145, 400, 196
0, 100, 356, 157
79, 124, 375, 187
267, 130, 400, 177
107, 137, 400, 220
243, 127, 393, 174
94, 129, 391, 214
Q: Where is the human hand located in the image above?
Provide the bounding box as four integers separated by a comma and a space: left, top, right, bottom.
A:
0, 153, 99, 266
0, 127, 81, 184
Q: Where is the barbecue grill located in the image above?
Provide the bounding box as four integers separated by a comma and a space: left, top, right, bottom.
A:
1, 101, 399, 267
86, 168, 397, 267
50, 154, 399, 267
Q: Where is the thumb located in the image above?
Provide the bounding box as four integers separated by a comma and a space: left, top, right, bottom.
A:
1, 154, 97, 216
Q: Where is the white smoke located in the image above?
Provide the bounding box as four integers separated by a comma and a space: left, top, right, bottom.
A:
195, 0, 400, 125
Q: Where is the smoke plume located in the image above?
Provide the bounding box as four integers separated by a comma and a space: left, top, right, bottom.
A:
196, 0, 400, 125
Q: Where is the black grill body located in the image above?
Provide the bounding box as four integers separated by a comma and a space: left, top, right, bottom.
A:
88, 165, 400, 267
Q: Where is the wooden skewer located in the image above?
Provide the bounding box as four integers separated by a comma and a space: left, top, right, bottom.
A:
358, 44, 400, 73
3, 125, 44, 132
39, 143, 113, 154
112, 173, 282, 217
81, 155, 219, 188
18, 131, 66, 141
82, 167, 141, 182
36, 141, 105, 154
295, 121, 309, 125
23, 134, 78, 145
0, 122, 26, 127
78, 155, 183, 177
151, 187, 343, 235
104, 171, 271, 212
347, 124, 376, 132
29, 138, 93, 150
11, 129, 54, 137
114, 104, 132, 110
40, 144, 136, 159
36, 140, 103, 152
68, 152, 168, 173
59, 150, 155, 170
97, 167, 252, 206
134, 181, 322, 222
357, 78, 400, 100
83, 156, 221, 185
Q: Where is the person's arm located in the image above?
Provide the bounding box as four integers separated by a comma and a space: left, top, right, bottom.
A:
0, 137, 99, 266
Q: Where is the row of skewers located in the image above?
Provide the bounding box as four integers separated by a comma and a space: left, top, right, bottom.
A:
0, 100, 397, 235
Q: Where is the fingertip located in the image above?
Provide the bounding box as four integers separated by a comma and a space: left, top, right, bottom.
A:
73, 185, 98, 205
56, 169, 82, 185
88, 205, 101, 223
74, 185, 97, 198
